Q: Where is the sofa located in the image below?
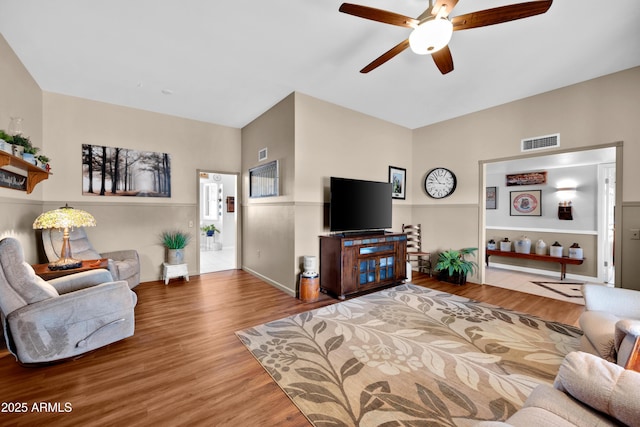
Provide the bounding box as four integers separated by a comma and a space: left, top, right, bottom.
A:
579, 284, 640, 366
477, 351, 640, 426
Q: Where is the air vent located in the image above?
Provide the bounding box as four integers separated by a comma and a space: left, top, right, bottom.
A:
521, 133, 560, 152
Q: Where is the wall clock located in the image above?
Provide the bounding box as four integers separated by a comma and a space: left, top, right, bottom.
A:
424, 167, 457, 199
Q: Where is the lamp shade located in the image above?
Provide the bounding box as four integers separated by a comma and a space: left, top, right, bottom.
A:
409, 18, 453, 55
33, 204, 96, 270
33, 204, 96, 230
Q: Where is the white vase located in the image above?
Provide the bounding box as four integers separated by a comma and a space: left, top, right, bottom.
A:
514, 236, 531, 254
500, 241, 512, 252
550, 244, 563, 257
569, 244, 583, 259
167, 248, 185, 265
535, 239, 547, 255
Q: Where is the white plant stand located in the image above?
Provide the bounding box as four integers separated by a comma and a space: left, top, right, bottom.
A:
163, 262, 189, 285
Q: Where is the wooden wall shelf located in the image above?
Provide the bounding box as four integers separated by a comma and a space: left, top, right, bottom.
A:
0, 150, 50, 194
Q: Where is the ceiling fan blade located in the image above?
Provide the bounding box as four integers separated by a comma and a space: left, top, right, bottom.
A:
431, 0, 459, 18
451, 0, 552, 31
360, 39, 410, 73
431, 45, 454, 74
339, 3, 419, 28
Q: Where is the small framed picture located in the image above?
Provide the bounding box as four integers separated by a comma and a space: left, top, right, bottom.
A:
486, 186, 497, 209
389, 166, 406, 200
510, 190, 542, 216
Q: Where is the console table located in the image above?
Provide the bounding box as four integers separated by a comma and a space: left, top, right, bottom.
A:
320, 233, 407, 300
485, 249, 584, 280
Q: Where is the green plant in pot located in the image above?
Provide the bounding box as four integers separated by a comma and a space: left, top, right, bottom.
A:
10, 134, 31, 156
0, 130, 13, 143
0, 130, 13, 153
160, 230, 192, 265
22, 145, 39, 164
200, 224, 220, 237
435, 247, 478, 286
36, 154, 50, 170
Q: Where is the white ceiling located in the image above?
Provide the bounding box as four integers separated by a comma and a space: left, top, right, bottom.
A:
1, 0, 639, 130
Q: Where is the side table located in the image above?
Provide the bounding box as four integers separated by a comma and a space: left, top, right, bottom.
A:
32, 259, 109, 281
163, 262, 189, 285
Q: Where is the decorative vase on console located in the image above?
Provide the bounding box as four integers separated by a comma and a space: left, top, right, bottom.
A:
550, 241, 563, 257
500, 238, 511, 252
514, 236, 531, 254
569, 243, 583, 259
535, 239, 547, 255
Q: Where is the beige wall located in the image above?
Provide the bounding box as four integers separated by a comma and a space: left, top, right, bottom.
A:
412, 67, 640, 289
292, 93, 412, 295
241, 94, 296, 293
240, 93, 413, 296
39, 94, 241, 282
0, 34, 44, 260
0, 35, 242, 281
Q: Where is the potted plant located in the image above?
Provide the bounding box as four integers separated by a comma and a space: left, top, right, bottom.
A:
36, 154, 50, 170
160, 230, 191, 265
10, 134, 31, 157
435, 247, 478, 285
0, 130, 13, 153
200, 224, 220, 237
22, 144, 39, 164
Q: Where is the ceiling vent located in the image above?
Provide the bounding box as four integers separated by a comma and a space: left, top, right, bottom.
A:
521, 133, 560, 152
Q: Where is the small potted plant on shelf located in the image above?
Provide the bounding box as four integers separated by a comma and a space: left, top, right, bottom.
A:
22, 144, 40, 164
200, 224, 220, 237
10, 134, 31, 157
160, 230, 192, 265
435, 247, 478, 286
0, 130, 13, 153
36, 154, 51, 171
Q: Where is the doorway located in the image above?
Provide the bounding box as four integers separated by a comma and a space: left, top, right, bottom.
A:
198, 171, 238, 273
480, 145, 619, 288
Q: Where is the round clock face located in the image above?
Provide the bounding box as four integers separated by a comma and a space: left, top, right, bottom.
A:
424, 168, 457, 199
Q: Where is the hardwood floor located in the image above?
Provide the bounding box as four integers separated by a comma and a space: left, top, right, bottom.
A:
0, 271, 584, 427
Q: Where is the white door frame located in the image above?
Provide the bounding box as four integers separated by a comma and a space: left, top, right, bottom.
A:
196, 170, 241, 273
597, 163, 616, 283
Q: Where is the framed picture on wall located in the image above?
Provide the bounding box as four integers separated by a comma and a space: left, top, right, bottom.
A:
486, 186, 497, 209
389, 166, 406, 200
510, 190, 542, 216
506, 171, 547, 186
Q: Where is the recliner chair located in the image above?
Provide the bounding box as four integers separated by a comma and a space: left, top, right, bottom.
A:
41, 227, 140, 289
0, 237, 137, 364
580, 284, 640, 367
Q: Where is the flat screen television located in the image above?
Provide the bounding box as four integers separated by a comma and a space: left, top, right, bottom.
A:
330, 177, 392, 233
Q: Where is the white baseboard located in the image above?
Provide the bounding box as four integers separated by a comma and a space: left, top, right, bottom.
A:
242, 266, 296, 296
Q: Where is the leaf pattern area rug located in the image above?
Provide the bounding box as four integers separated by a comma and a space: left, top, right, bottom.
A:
236, 284, 583, 426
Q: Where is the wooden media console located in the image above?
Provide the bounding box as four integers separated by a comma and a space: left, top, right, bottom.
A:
485, 249, 584, 280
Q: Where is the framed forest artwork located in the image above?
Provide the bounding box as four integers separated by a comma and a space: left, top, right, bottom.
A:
82, 144, 171, 197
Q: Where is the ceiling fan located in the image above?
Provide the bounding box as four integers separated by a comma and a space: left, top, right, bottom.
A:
339, 0, 553, 74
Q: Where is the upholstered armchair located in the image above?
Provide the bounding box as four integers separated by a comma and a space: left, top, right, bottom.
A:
579, 284, 640, 366
41, 228, 140, 289
0, 237, 137, 364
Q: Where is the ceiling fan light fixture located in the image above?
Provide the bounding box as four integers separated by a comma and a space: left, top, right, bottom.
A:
409, 18, 453, 55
